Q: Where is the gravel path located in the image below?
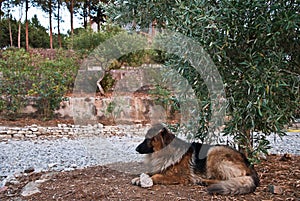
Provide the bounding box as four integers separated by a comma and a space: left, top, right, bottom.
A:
0, 131, 299, 187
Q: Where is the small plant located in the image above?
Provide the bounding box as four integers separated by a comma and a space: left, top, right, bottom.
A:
100, 73, 116, 93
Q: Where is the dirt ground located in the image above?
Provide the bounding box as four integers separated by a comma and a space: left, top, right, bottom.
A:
1, 153, 299, 200
0, 155, 299, 201
0, 118, 299, 201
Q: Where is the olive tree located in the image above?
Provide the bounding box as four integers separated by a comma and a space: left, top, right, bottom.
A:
106, 0, 299, 160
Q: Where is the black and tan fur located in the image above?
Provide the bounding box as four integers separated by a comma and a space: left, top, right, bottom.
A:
132, 124, 259, 195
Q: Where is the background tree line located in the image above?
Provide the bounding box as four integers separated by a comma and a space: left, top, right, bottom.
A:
0, 0, 107, 49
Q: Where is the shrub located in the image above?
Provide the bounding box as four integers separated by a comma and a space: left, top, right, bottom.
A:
0, 48, 80, 119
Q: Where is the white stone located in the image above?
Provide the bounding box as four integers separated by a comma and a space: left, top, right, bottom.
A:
140, 173, 153, 188
48, 163, 58, 168
63, 167, 75, 172
30, 127, 39, 132
25, 134, 37, 138
0, 135, 11, 139
21, 181, 41, 197
70, 164, 77, 168
13, 133, 24, 138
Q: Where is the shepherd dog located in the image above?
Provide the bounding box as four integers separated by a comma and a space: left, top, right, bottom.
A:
132, 124, 260, 195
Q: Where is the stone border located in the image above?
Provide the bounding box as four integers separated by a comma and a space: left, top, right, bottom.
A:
0, 124, 150, 141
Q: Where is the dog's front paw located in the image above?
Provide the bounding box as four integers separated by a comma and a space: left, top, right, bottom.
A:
131, 177, 141, 186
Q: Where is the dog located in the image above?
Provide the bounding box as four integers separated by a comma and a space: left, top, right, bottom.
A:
132, 124, 260, 195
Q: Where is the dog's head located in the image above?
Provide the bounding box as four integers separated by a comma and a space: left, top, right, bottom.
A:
135, 124, 175, 154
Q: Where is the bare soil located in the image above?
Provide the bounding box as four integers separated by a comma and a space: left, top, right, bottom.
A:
0, 154, 299, 200
0, 118, 299, 201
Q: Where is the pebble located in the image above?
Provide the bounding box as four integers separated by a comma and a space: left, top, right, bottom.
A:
0, 124, 299, 190
268, 185, 284, 195
21, 181, 41, 197
24, 167, 35, 174
0, 127, 146, 187
140, 173, 153, 188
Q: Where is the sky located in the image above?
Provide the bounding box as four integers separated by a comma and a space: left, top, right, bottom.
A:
12, 5, 82, 34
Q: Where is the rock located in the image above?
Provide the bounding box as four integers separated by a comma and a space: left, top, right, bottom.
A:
268, 185, 283, 195
0, 134, 11, 139
25, 133, 37, 138
40, 172, 57, 180
0, 186, 8, 193
21, 181, 41, 197
7, 177, 20, 185
13, 133, 25, 138
17, 131, 26, 135
70, 164, 77, 168
24, 167, 35, 174
48, 163, 58, 168
279, 153, 292, 161
63, 167, 75, 172
139, 173, 153, 188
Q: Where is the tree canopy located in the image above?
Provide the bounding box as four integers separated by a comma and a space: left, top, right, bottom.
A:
107, 0, 300, 160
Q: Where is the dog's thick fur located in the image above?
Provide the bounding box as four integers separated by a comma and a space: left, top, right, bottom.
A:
132, 124, 259, 195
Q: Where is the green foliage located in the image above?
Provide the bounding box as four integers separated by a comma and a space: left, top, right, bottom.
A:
67, 26, 123, 54
69, 25, 164, 67
0, 14, 68, 49
28, 15, 50, 48
106, 101, 116, 114
0, 48, 30, 118
100, 73, 115, 93
108, 0, 300, 160
149, 85, 180, 115
0, 48, 80, 119
0, 17, 18, 48
71, 27, 165, 92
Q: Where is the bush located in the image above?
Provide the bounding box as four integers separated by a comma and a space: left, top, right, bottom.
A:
69, 25, 165, 67
0, 48, 80, 119
67, 26, 123, 54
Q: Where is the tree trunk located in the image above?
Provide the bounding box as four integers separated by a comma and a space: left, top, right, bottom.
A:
49, 1, 53, 49
70, 0, 74, 35
83, 1, 87, 29
8, 17, 13, 47
17, 4, 23, 49
57, 0, 62, 48
88, 0, 91, 29
25, 0, 29, 51
238, 128, 252, 158
18, 21, 21, 48
0, 2, 2, 39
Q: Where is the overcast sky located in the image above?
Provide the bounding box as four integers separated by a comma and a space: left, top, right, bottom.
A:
12, 5, 82, 34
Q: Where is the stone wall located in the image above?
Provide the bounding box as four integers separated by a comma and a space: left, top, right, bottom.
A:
0, 124, 150, 141
15, 65, 179, 125
20, 95, 179, 125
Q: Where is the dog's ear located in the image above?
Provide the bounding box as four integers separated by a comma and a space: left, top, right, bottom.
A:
158, 127, 167, 134
158, 127, 175, 147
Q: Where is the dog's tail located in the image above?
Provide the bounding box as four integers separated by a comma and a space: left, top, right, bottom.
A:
207, 174, 259, 195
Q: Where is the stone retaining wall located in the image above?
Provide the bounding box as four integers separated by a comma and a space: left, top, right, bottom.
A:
0, 124, 150, 141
